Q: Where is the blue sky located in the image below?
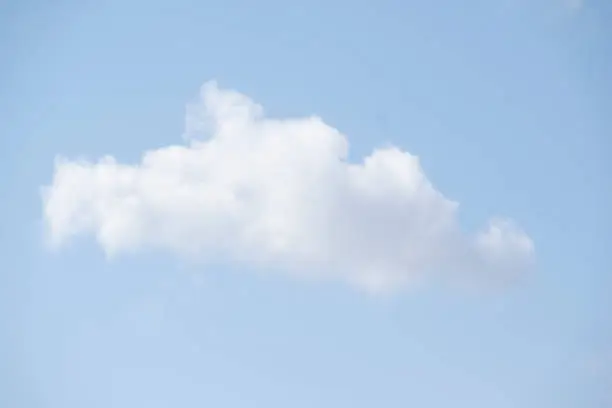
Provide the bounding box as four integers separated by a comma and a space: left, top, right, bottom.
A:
1, 0, 611, 406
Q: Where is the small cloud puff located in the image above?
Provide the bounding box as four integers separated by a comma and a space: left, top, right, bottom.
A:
41, 81, 534, 293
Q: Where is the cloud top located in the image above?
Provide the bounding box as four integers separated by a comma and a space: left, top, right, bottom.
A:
42, 81, 534, 293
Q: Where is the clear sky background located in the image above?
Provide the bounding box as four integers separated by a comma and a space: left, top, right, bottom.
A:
1, 0, 611, 406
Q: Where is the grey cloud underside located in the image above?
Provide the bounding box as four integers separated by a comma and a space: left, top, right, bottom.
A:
42, 81, 534, 293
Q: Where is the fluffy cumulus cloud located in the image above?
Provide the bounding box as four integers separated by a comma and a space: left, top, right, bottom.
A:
41, 81, 534, 293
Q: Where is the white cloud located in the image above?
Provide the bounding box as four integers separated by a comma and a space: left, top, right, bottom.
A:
562, 0, 585, 12
41, 81, 534, 293
566, 0, 584, 10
